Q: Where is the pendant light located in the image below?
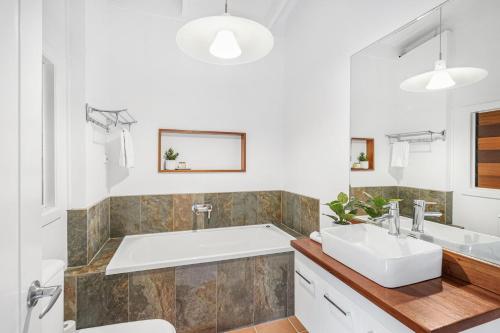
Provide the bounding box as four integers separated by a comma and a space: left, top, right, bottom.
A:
176, 0, 274, 65
400, 7, 487, 93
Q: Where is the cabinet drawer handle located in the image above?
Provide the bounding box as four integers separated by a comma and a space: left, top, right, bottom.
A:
324, 294, 348, 316
295, 270, 312, 285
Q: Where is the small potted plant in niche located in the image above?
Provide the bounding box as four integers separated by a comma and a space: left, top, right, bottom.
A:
323, 192, 359, 225
358, 152, 369, 169
164, 148, 179, 170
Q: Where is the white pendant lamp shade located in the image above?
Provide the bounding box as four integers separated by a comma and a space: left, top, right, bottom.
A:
400, 60, 488, 93
176, 14, 274, 65
400, 7, 487, 93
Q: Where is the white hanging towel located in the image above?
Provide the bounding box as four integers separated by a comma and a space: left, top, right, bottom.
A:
119, 128, 135, 168
390, 141, 410, 168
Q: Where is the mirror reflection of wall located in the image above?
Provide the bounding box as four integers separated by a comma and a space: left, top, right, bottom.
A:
350, 0, 500, 266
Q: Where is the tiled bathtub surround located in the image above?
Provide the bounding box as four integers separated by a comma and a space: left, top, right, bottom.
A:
67, 198, 110, 267
282, 192, 320, 237
350, 186, 453, 224
109, 191, 283, 237
64, 191, 317, 331
65, 240, 294, 333
67, 191, 318, 269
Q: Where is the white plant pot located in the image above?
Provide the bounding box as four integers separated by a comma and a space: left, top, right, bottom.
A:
360, 161, 369, 169
165, 160, 177, 170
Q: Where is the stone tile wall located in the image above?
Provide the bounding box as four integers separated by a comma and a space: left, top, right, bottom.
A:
282, 192, 320, 237
350, 186, 453, 224
108, 191, 283, 237
67, 198, 110, 267
65, 248, 294, 333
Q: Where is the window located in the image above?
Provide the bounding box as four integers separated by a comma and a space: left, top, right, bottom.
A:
42, 57, 55, 208
475, 110, 500, 189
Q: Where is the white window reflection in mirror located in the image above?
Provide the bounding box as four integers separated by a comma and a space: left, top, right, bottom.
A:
42, 56, 55, 209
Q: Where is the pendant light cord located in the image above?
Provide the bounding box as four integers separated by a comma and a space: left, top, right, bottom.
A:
439, 7, 443, 61
225, 0, 228, 14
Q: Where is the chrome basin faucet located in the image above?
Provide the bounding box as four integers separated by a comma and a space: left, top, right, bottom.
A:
373, 201, 400, 236
412, 200, 443, 233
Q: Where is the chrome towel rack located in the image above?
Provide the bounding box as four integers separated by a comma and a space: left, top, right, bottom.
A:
86, 104, 137, 132
386, 130, 446, 144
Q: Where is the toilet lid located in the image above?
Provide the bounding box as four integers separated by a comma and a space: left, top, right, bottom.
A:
77, 320, 175, 333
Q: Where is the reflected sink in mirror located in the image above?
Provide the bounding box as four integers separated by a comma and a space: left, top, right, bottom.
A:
321, 224, 442, 288
356, 215, 500, 266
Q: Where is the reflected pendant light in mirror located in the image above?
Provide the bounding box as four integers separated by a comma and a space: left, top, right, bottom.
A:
400, 7, 488, 93
176, 0, 274, 65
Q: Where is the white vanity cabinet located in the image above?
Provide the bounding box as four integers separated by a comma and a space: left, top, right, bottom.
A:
295, 250, 500, 333
295, 251, 406, 333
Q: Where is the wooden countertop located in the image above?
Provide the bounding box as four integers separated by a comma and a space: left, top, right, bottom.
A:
291, 238, 500, 333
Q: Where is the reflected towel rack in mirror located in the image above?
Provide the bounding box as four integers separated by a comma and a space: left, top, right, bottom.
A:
86, 104, 137, 132
386, 130, 446, 144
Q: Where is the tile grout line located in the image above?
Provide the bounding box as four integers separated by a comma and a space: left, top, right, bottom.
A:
74, 275, 78, 327
215, 261, 218, 333
127, 273, 130, 322
173, 267, 177, 328
253, 255, 257, 326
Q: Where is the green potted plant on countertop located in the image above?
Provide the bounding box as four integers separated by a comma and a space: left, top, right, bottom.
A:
358, 152, 369, 169
323, 192, 359, 225
164, 148, 179, 170
357, 192, 390, 219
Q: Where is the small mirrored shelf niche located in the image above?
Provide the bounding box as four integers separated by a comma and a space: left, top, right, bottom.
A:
351, 137, 375, 171
158, 129, 246, 173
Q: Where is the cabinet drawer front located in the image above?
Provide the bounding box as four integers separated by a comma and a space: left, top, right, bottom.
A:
295, 253, 320, 332
320, 284, 354, 332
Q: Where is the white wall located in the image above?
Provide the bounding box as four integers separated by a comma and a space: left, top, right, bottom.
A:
282, 0, 444, 228
68, 0, 447, 217
41, 0, 69, 262
68, 0, 89, 208
67, 0, 116, 208
448, 0, 500, 235
350, 34, 449, 191
78, 0, 286, 198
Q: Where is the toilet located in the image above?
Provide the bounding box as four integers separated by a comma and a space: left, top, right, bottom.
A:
41, 260, 176, 333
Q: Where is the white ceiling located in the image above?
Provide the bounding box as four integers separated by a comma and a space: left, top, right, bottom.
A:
108, 0, 296, 31
357, 0, 488, 59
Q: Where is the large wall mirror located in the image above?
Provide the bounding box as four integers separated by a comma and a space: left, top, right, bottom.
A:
350, 0, 500, 266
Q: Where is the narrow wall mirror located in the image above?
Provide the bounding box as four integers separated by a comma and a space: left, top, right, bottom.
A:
350, 0, 500, 266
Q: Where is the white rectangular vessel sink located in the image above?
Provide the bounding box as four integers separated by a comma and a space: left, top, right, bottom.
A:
321, 224, 442, 288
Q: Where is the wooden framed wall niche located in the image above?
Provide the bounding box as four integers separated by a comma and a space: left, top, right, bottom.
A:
351, 137, 375, 171
158, 129, 246, 173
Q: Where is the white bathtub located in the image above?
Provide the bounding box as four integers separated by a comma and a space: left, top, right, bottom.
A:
106, 224, 296, 275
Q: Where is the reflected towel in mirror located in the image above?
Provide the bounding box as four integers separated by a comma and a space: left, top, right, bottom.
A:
391, 141, 409, 167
